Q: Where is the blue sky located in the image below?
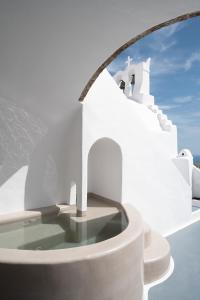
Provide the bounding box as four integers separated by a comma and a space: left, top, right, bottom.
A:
108, 16, 200, 155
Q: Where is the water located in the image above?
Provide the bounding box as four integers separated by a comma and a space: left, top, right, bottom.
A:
0, 211, 127, 250
193, 155, 200, 164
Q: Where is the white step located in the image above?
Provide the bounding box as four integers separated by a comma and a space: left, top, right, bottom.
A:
144, 229, 170, 284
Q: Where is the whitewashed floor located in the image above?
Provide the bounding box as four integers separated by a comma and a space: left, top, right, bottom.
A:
148, 209, 200, 300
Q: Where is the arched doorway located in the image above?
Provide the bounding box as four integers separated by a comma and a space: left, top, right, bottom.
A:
87, 138, 122, 203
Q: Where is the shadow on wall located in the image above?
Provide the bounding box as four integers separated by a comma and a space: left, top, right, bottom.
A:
25, 106, 82, 210
0, 95, 82, 212
88, 137, 122, 203
0, 95, 47, 186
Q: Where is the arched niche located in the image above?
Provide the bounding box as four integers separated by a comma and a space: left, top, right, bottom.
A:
87, 138, 122, 203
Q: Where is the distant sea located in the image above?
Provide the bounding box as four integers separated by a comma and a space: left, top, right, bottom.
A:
193, 155, 200, 164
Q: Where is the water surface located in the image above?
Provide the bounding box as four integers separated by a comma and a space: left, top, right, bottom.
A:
0, 211, 127, 250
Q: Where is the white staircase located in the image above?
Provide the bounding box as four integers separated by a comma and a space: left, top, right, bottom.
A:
148, 104, 174, 132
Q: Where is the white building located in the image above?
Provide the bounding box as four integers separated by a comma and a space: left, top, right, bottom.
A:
0, 3, 200, 299
82, 57, 200, 234
0, 55, 200, 235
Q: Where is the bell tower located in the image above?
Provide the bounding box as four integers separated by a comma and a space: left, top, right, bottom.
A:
114, 57, 154, 106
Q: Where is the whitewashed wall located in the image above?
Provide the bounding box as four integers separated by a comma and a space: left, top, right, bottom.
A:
82, 70, 192, 234
0, 94, 83, 214
0, 0, 199, 216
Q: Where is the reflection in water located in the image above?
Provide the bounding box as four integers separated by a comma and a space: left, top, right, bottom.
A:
0, 211, 128, 250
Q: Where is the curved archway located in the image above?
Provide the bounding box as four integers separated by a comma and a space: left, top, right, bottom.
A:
87, 138, 122, 203
79, 11, 200, 102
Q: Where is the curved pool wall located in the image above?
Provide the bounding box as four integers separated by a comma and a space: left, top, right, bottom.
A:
0, 203, 144, 300
0, 206, 128, 250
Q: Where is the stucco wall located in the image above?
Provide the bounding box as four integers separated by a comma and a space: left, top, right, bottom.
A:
0, 1, 199, 116
0, 95, 83, 213
82, 70, 192, 234
0, 1, 199, 214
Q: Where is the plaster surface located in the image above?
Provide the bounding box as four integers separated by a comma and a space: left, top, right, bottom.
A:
0, 199, 144, 300
149, 219, 200, 300
0, 1, 199, 215
83, 70, 192, 234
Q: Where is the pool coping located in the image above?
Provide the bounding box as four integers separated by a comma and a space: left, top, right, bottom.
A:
0, 202, 143, 265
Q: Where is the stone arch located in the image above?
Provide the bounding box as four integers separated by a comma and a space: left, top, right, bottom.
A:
87, 137, 122, 203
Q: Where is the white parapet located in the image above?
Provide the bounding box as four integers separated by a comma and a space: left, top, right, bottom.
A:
192, 166, 200, 199
173, 149, 193, 186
